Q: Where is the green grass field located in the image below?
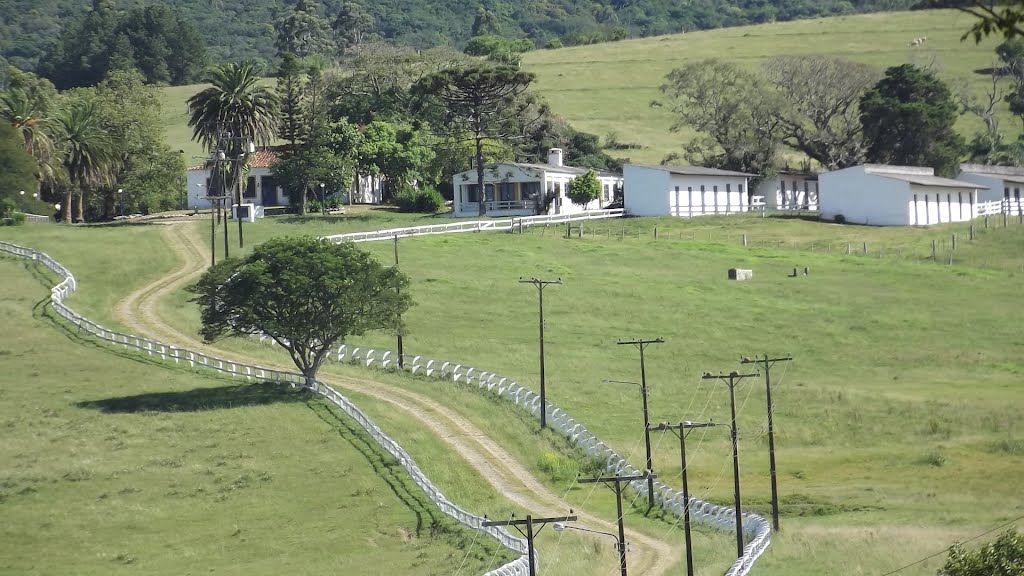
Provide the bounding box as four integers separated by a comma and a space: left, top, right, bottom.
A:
522, 9, 1010, 165
5, 209, 1024, 575
0, 258, 516, 576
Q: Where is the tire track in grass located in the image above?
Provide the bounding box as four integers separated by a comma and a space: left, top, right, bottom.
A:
112, 222, 680, 576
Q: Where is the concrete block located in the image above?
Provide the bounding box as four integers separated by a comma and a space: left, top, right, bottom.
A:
728, 268, 753, 281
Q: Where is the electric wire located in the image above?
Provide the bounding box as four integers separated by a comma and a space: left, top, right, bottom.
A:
878, 514, 1024, 576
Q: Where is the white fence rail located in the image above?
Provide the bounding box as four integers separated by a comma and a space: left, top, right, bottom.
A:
0, 241, 531, 576
322, 209, 624, 244
254, 337, 773, 576
976, 199, 1024, 217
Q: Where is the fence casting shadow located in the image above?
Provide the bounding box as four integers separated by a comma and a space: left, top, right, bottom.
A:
77, 381, 310, 413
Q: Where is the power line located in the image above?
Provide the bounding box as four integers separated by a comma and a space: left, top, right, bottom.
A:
878, 514, 1024, 576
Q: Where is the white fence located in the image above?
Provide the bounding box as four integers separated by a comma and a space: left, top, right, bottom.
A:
3, 221, 772, 576
976, 199, 1023, 217
252, 339, 773, 576
322, 209, 624, 244
0, 241, 531, 576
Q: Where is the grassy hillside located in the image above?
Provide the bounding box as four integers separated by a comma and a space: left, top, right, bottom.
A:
0, 258, 514, 575
521, 9, 1011, 165
27, 212, 1018, 576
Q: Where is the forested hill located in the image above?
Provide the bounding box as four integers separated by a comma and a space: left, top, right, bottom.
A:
2, 0, 932, 74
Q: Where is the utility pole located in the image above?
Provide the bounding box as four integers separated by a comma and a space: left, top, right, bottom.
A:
740, 354, 792, 532
394, 235, 404, 368
519, 277, 562, 429
617, 337, 664, 510
482, 513, 577, 576
702, 370, 758, 558
579, 472, 654, 576
649, 421, 723, 576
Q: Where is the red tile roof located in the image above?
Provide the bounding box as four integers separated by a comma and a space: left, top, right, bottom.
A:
187, 146, 282, 171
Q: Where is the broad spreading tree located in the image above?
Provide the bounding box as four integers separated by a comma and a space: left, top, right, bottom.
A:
948, 1, 1024, 41
413, 64, 537, 216
659, 59, 780, 190
190, 236, 412, 384
762, 55, 880, 170
274, 0, 334, 60
0, 122, 39, 211
860, 64, 965, 176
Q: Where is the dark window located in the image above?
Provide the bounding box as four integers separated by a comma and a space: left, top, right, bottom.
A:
467, 184, 480, 202
499, 182, 515, 201
726, 183, 731, 193
523, 182, 541, 198
485, 184, 495, 201
1005, 187, 1011, 199
244, 177, 256, 198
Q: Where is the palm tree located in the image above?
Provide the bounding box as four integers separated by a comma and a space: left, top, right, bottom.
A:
0, 90, 64, 198
53, 101, 116, 223
0, 90, 55, 161
187, 61, 279, 200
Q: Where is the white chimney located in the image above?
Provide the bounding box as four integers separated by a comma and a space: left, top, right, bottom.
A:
548, 148, 564, 167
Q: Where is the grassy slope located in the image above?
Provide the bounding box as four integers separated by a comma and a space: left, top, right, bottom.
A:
162, 10, 1009, 168
521, 9, 1009, 165
0, 258, 513, 576
63, 213, 1022, 576
0, 220, 657, 576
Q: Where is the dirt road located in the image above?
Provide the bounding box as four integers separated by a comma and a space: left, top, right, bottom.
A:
111, 222, 679, 575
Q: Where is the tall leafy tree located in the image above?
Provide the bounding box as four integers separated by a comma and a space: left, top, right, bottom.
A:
950, 1, 1024, 41
356, 119, 436, 198
413, 64, 536, 216
762, 55, 880, 169
277, 53, 307, 149
0, 122, 40, 211
53, 100, 116, 223
659, 59, 780, 189
120, 5, 208, 85
187, 61, 279, 202
275, 0, 335, 60
40, 0, 119, 89
332, 0, 376, 55
860, 64, 966, 176
189, 237, 412, 383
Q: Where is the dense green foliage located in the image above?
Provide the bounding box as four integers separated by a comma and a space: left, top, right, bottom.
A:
566, 169, 600, 207
939, 529, 1024, 576
0, 122, 38, 209
37, 1, 207, 88
860, 64, 967, 176
189, 236, 412, 380
1, 0, 927, 74
394, 186, 445, 212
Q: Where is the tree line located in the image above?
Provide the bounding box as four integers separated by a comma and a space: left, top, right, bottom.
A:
0, 64, 184, 223
657, 33, 1024, 184
2, 0, 947, 81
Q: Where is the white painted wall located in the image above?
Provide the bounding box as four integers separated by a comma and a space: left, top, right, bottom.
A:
820, 166, 909, 225
624, 165, 748, 217
756, 176, 819, 210
623, 165, 670, 216
908, 185, 977, 225
453, 164, 623, 216
956, 172, 1004, 203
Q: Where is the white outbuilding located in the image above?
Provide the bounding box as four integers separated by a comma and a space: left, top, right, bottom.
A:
956, 163, 1024, 213
623, 164, 753, 217
756, 170, 819, 211
819, 164, 987, 226
451, 148, 622, 217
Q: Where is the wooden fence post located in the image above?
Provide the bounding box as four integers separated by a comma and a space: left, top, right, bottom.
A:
742, 233, 748, 246
932, 239, 937, 260
952, 233, 957, 251
654, 226, 658, 240
863, 242, 868, 255
969, 224, 975, 241
985, 215, 990, 229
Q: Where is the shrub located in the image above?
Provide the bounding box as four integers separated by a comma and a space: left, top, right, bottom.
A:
394, 187, 445, 213
834, 214, 847, 224
307, 199, 322, 213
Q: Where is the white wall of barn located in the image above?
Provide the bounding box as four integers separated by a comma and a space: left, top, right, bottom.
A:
820, 167, 909, 225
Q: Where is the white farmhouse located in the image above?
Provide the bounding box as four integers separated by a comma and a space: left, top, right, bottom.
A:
623, 164, 752, 217
819, 164, 987, 226
956, 163, 1024, 213
451, 148, 623, 217
756, 170, 819, 211
186, 147, 385, 210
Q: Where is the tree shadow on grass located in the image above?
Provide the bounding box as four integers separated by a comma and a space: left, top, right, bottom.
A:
77, 381, 311, 413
